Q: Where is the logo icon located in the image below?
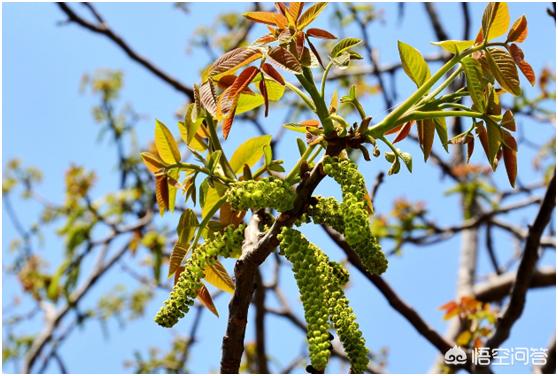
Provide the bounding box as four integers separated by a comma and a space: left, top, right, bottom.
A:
444, 345, 467, 365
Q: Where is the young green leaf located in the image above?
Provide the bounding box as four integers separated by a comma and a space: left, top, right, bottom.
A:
485, 120, 502, 170
399, 151, 413, 173
461, 56, 486, 112
480, 2, 510, 42
432, 40, 473, 54
434, 117, 449, 152
330, 37, 362, 58
167, 168, 179, 212
141, 152, 167, 174
417, 119, 435, 161
397, 41, 431, 87
229, 134, 273, 174
155, 120, 181, 165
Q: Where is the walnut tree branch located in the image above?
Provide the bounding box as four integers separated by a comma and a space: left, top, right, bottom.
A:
56, 3, 194, 100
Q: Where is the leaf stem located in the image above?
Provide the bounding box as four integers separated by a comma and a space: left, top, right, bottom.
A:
206, 115, 237, 180
320, 61, 334, 98
419, 66, 463, 106
284, 81, 316, 111
285, 143, 318, 183
296, 67, 335, 135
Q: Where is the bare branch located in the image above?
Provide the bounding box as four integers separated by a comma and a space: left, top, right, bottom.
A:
56, 3, 194, 100
474, 267, 555, 302
485, 170, 556, 349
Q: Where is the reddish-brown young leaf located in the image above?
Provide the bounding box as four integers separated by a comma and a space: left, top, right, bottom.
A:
261, 63, 285, 85
141, 152, 166, 174
300, 119, 320, 128
501, 129, 518, 151
274, 2, 288, 16
393, 121, 413, 143
501, 110, 516, 131
220, 202, 245, 227
168, 243, 188, 276
273, 12, 289, 29
173, 266, 185, 286
475, 121, 491, 162
220, 67, 260, 117
217, 75, 255, 95
485, 48, 521, 95
217, 75, 237, 89
259, 77, 269, 117
223, 107, 237, 140
306, 37, 325, 69
502, 132, 518, 187
306, 28, 337, 39
254, 34, 277, 45
508, 43, 536, 86
297, 2, 328, 30
474, 28, 484, 45
209, 47, 262, 78
200, 80, 218, 115
466, 136, 475, 163
268, 46, 303, 73
507, 15, 528, 43
230, 66, 260, 97
385, 123, 404, 136
197, 283, 219, 317
417, 119, 435, 161
295, 31, 305, 58
287, 2, 304, 24
243, 11, 282, 26
155, 174, 169, 215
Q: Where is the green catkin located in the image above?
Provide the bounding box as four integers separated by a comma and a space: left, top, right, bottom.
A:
225, 177, 295, 213
278, 228, 332, 372
325, 263, 369, 373
322, 156, 388, 275
154, 225, 245, 328
309, 196, 345, 234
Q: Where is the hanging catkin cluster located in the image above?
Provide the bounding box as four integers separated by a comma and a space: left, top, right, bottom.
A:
225, 177, 295, 212
309, 196, 345, 234
325, 264, 369, 373
154, 225, 245, 328
321, 156, 388, 275
278, 227, 332, 371
278, 227, 370, 373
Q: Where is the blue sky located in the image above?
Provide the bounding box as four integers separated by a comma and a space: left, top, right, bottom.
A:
3, 2, 556, 374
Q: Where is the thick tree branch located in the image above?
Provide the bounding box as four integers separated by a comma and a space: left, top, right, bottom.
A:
56, 3, 194, 100
322, 226, 452, 355
254, 270, 270, 373
220, 161, 327, 373
473, 267, 555, 302
485, 170, 556, 349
